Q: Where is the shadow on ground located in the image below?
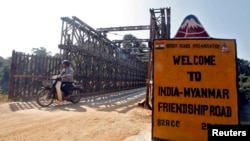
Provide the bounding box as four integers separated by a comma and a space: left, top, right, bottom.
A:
7, 88, 149, 114
8, 101, 87, 113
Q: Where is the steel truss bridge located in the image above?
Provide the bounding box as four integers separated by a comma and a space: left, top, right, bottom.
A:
9, 8, 171, 108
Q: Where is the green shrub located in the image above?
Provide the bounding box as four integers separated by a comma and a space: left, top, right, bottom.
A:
0, 94, 8, 102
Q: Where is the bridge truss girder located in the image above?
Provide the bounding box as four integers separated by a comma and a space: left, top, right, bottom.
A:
143, 7, 171, 109
59, 16, 147, 94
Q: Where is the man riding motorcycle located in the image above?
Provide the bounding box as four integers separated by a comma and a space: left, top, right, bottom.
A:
57, 60, 74, 99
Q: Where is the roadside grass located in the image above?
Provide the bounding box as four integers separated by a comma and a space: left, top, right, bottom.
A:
0, 94, 9, 103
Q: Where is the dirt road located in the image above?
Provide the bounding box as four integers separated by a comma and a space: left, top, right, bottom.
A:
0, 88, 152, 141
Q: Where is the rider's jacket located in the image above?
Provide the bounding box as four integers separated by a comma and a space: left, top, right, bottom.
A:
60, 67, 74, 82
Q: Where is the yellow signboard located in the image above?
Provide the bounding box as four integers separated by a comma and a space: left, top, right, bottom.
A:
152, 39, 239, 141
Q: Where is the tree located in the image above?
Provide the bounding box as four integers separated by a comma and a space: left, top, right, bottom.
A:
122, 34, 147, 54
0, 56, 4, 68
31, 47, 51, 56
0, 57, 11, 93
54, 53, 62, 58
239, 73, 247, 89
237, 58, 250, 104
122, 34, 139, 49
238, 58, 250, 76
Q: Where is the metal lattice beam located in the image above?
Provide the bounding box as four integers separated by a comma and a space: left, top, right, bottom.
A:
59, 16, 147, 94
112, 39, 150, 43
143, 7, 171, 109
8, 8, 170, 99
96, 25, 150, 32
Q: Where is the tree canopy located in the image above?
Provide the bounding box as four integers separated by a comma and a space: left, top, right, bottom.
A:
31, 47, 51, 56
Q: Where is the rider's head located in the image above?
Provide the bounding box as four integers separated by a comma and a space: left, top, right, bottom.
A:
62, 60, 71, 68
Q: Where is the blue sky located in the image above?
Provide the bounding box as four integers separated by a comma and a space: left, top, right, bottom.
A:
0, 0, 249, 61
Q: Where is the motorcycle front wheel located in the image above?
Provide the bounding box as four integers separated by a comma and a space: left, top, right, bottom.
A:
36, 88, 54, 107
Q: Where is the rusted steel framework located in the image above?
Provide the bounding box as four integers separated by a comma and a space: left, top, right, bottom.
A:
96, 25, 150, 32
58, 16, 147, 95
8, 16, 147, 99
149, 8, 170, 40
143, 7, 171, 109
8, 7, 169, 100
8, 51, 62, 99
112, 39, 150, 44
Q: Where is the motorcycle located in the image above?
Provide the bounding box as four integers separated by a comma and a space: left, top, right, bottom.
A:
36, 75, 82, 107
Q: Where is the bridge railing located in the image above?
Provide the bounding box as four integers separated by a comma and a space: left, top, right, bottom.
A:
8, 50, 62, 99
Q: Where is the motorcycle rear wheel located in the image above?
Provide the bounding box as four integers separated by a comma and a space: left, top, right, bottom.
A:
36, 89, 54, 107
70, 89, 81, 103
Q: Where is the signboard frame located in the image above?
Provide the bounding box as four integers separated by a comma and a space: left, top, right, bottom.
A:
152, 38, 240, 141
